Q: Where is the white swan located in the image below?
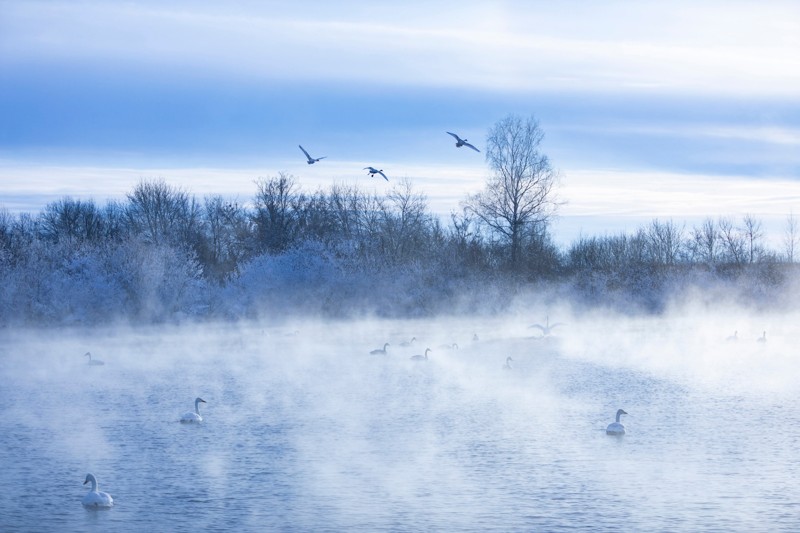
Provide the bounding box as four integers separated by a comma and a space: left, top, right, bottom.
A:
726, 331, 738, 342
757, 331, 767, 343
364, 166, 389, 181
446, 132, 480, 152
410, 348, 431, 361
299, 144, 326, 164
529, 316, 564, 337
437, 343, 458, 350
85, 352, 104, 366
82, 473, 113, 508
399, 337, 416, 347
503, 356, 513, 370
370, 343, 390, 355
606, 409, 627, 435
180, 397, 207, 423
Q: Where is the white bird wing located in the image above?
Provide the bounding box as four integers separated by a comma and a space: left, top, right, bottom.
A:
446, 131, 462, 142
377, 170, 389, 181
463, 141, 480, 152
529, 324, 545, 332
299, 145, 314, 162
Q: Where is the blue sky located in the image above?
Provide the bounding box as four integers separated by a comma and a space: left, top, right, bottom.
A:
1, 1, 800, 245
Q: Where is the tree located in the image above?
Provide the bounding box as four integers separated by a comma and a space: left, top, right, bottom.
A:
465, 114, 559, 270
784, 211, 799, 263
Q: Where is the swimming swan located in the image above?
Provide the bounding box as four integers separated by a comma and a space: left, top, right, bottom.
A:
503, 356, 513, 370
399, 337, 416, 347
370, 343, 390, 355
180, 397, 207, 423
85, 352, 104, 366
410, 348, 431, 361
726, 331, 738, 342
82, 473, 113, 508
606, 409, 628, 435
757, 331, 767, 343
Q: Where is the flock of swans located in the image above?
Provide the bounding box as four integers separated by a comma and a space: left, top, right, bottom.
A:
298, 130, 480, 182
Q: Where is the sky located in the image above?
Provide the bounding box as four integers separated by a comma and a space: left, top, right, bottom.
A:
1, 0, 800, 246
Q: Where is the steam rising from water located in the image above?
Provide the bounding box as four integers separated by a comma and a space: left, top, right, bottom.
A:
1, 306, 799, 530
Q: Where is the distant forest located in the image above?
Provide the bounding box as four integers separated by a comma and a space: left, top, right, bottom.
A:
1, 174, 799, 327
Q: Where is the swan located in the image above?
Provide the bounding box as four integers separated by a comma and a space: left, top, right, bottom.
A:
726, 331, 738, 342
606, 409, 627, 435
180, 397, 207, 423
399, 337, 416, 347
529, 316, 564, 337
299, 145, 326, 164
364, 167, 389, 181
438, 343, 458, 350
446, 132, 480, 152
410, 348, 431, 361
82, 473, 113, 508
370, 343, 390, 355
84, 352, 104, 366
757, 331, 767, 343
503, 356, 513, 370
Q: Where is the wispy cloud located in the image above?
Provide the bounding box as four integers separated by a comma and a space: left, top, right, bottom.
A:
3, 1, 799, 96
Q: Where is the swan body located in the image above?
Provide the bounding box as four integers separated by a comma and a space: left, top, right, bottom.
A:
299, 145, 326, 164
529, 316, 564, 337
446, 132, 480, 152
503, 356, 513, 370
606, 409, 627, 435
438, 343, 458, 350
399, 337, 416, 347
726, 331, 738, 342
410, 348, 431, 361
85, 352, 104, 366
370, 343, 390, 355
364, 167, 389, 181
82, 473, 113, 508
180, 397, 207, 423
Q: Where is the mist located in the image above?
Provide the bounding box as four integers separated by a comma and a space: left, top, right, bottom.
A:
1, 301, 798, 531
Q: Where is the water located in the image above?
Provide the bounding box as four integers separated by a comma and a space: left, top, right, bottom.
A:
1, 315, 799, 531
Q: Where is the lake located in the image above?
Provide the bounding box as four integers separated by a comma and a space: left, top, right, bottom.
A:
1, 312, 798, 531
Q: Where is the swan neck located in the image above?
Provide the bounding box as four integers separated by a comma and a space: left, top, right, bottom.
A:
616, 411, 622, 423
88, 475, 97, 491
195, 399, 202, 415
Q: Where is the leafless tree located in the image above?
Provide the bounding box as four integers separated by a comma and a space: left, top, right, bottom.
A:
718, 217, 746, 265
688, 218, 718, 265
126, 179, 200, 246
742, 214, 764, 264
252, 172, 298, 253
464, 114, 559, 270
784, 211, 798, 263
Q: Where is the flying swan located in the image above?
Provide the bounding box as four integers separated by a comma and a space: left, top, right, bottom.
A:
606, 409, 628, 436
180, 397, 207, 423
82, 473, 113, 508
299, 145, 326, 164
364, 167, 389, 181
446, 132, 480, 152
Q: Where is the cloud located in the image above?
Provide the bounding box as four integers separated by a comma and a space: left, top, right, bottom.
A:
3, 1, 799, 96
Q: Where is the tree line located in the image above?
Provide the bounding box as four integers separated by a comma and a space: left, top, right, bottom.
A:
1, 114, 798, 325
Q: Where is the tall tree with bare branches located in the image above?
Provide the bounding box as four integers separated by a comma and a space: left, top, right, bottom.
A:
464, 114, 559, 270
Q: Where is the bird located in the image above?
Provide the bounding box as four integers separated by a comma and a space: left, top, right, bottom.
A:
399, 337, 416, 347
370, 343, 390, 355
606, 409, 628, 435
529, 316, 564, 337
446, 132, 480, 152
84, 352, 104, 366
364, 167, 389, 181
726, 331, 738, 342
503, 356, 513, 370
757, 331, 767, 343
410, 348, 431, 361
82, 473, 113, 508
180, 397, 207, 423
299, 145, 326, 164
437, 343, 459, 350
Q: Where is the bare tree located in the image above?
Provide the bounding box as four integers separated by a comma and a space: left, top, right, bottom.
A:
464, 114, 559, 270
126, 179, 200, 246
718, 217, 746, 265
784, 211, 798, 263
688, 218, 718, 265
646, 219, 684, 266
742, 214, 764, 264
252, 172, 298, 253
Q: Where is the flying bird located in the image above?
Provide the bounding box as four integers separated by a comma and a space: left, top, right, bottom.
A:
446, 132, 480, 152
364, 167, 389, 181
529, 316, 564, 337
299, 145, 326, 164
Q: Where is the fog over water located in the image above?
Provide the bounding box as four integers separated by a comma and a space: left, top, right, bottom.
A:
1, 307, 799, 531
